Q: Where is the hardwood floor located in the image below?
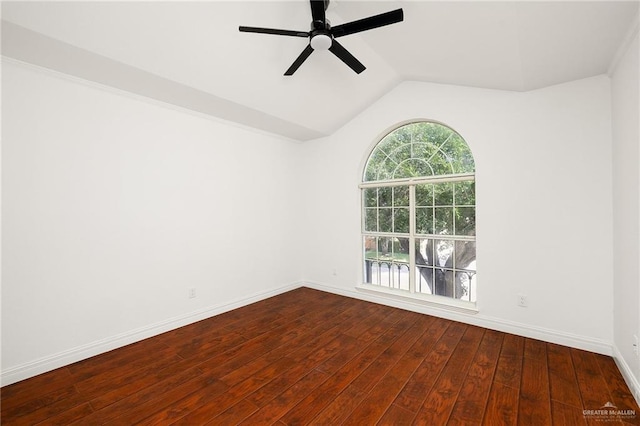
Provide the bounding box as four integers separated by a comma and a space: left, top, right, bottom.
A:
2, 287, 639, 425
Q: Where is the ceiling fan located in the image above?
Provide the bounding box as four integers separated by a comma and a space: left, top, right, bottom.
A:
239, 0, 403, 76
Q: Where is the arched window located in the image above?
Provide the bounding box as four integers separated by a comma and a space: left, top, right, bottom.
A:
360, 121, 476, 307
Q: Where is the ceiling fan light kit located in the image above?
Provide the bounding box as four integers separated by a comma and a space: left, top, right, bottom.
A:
239, 0, 404, 75
310, 33, 332, 50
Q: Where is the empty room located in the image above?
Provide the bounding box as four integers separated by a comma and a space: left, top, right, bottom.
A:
2, 0, 640, 424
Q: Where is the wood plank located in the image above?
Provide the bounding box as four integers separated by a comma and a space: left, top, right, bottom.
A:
174, 304, 370, 425
88, 357, 205, 410
571, 348, 615, 410
73, 353, 185, 400
594, 353, 640, 414
307, 386, 367, 425
245, 334, 358, 408
412, 325, 485, 425
447, 329, 504, 425
377, 403, 417, 425
169, 357, 296, 425
340, 315, 437, 425
518, 346, 551, 426
524, 337, 547, 361
195, 295, 358, 384
278, 312, 407, 424
1, 367, 74, 410
298, 311, 424, 424
204, 398, 259, 425
237, 369, 329, 425
493, 333, 525, 389
1, 385, 79, 420
547, 342, 583, 408
552, 400, 587, 426
23, 403, 95, 426
66, 336, 172, 380
72, 365, 205, 424
108, 370, 229, 425
0, 388, 89, 426
347, 311, 424, 393
392, 321, 466, 413
482, 381, 519, 426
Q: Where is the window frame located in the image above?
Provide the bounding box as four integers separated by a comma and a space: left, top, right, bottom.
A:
358, 121, 477, 312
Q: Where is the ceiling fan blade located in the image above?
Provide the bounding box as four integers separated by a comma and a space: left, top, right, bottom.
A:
309, 0, 326, 24
328, 40, 365, 74
239, 26, 309, 38
331, 8, 403, 38
285, 45, 314, 76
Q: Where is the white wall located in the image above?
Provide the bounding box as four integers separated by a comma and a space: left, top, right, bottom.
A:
1, 60, 303, 384
0, 55, 625, 386
611, 28, 640, 400
300, 76, 614, 353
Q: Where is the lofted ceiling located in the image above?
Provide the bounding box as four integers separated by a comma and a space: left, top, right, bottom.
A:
2, 1, 639, 141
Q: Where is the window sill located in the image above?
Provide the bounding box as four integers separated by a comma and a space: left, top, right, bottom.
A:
356, 283, 479, 314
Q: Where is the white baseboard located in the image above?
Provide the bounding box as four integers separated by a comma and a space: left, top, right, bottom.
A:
612, 344, 640, 406
1, 282, 301, 386
303, 281, 613, 356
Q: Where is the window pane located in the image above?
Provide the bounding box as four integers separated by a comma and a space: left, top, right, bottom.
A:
416, 266, 433, 294
455, 240, 476, 271
434, 239, 454, 267
454, 181, 475, 206
456, 271, 476, 302
379, 208, 392, 233
364, 208, 377, 232
378, 237, 394, 258
364, 166, 378, 182
363, 122, 475, 182
412, 141, 437, 162
433, 182, 453, 206
364, 188, 378, 208
378, 187, 393, 207
434, 207, 454, 235
415, 183, 433, 207
396, 263, 410, 290
364, 260, 376, 284
429, 150, 455, 175
415, 238, 433, 266
366, 149, 392, 181
416, 207, 433, 235
455, 207, 475, 236
393, 237, 410, 263
433, 269, 455, 296
363, 236, 377, 285
442, 134, 475, 174
367, 237, 410, 290
378, 262, 391, 287
393, 208, 409, 233
393, 186, 409, 206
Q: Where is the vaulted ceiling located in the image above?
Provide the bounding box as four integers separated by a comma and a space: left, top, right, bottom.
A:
2, 1, 638, 141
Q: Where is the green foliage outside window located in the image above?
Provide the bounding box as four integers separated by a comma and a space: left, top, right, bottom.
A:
364, 122, 475, 182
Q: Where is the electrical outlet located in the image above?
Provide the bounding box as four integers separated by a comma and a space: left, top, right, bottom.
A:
517, 293, 528, 307
188, 288, 196, 299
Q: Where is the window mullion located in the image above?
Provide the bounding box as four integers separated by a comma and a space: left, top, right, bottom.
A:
409, 185, 416, 294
